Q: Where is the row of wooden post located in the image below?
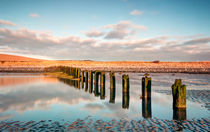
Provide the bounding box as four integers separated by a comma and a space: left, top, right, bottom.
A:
56, 66, 186, 120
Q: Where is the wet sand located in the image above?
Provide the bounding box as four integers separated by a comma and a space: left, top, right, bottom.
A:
0, 117, 209, 131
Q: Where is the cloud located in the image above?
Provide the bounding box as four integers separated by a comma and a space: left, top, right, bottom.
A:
85, 20, 147, 40
130, 9, 144, 16
183, 37, 210, 45
0, 20, 209, 61
0, 20, 17, 26
29, 13, 40, 18
84, 29, 105, 37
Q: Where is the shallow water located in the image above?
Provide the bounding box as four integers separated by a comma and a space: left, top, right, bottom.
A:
0, 73, 209, 131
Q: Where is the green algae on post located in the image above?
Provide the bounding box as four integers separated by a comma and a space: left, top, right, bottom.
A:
171, 79, 186, 109
142, 73, 151, 98
94, 70, 100, 96
89, 71, 93, 93
85, 71, 88, 91
122, 74, 130, 109
122, 74, 129, 93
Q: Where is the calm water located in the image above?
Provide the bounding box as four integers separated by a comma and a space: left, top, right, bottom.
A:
0, 73, 209, 123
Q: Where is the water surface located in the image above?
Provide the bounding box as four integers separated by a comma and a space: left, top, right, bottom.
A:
0, 73, 209, 123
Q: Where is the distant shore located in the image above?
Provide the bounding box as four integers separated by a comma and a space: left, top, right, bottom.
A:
0, 61, 210, 73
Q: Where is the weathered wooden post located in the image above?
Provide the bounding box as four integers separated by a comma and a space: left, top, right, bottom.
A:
94, 71, 100, 96
172, 79, 186, 109
100, 72, 106, 99
77, 68, 81, 79
142, 73, 151, 98
142, 97, 152, 118
122, 74, 129, 93
109, 72, 116, 103
122, 74, 130, 109
85, 71, 88, 92
89, 71, 93, 93
81, 71, 84, 89
110, 72, 115, 89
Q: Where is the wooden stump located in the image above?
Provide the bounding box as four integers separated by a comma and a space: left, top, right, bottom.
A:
142, 74, 151, 98
172, 79, 186, 109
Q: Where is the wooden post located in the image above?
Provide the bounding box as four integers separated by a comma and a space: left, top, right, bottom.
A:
122, 74, 130, 109
100, 72, 105, 99
77, 68, 81, 79
142, 97, 152, 118
142, 73, 151, 98
172, 79, 186, 109
94, 71, 100, 96
85, 71, 88, 92
110, 72, 115, 89
109, 72, 116, 103
81, 71, 84, 89
89, 71, 93, 93
122, 74, 129, 93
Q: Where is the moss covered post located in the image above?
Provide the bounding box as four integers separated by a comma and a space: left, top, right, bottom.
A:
172, 79, 186, 109
89, 71, 93, 93
94, 71, 100, 96
122, 74, 130, 109
100, 72, 106, 100
77, 68, 81, 79
109, 72, 116, 103
142, 73, 151, 98
85, 71, 88, 91
81, 71, 84, 89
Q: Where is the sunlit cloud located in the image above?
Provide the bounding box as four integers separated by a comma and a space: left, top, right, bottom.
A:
0, 20, 17, 26
0, 19, 210, 61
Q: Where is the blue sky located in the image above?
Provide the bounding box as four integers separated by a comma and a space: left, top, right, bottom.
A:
0, 0, 210, 61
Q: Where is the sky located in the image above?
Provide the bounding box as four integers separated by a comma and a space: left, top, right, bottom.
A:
0, 0, 210, 61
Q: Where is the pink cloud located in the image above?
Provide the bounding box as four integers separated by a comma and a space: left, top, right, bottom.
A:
0, 20, 17, 26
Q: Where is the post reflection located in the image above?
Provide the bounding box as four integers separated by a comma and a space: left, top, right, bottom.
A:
173, 108, 186, 120
142, 97, 152, 118
59, 78, 80, 89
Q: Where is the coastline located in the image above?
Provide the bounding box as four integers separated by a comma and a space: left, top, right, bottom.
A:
0, 61, 210, 73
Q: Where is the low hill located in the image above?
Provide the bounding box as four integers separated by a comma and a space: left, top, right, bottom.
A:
0, 54, 44, 61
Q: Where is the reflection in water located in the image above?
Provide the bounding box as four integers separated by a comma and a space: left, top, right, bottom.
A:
59, 78, 80, 89
0, 75, 58, 88
109, 87, 116, 103
173, 108, 186, 120
1, 73, 209, 124
122, 92, 129, 109
89, 71, 93, 93
142, 97, 152, 118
